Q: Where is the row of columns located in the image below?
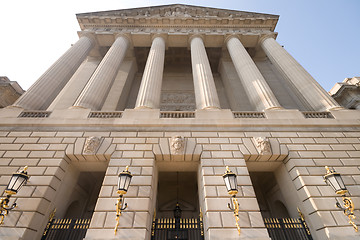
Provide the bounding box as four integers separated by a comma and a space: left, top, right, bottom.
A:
13, 33, 341, 112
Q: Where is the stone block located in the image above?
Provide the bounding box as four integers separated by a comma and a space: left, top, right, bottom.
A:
133, 212, 150, 229
221, 211, 250, 227
4, 151, 29, 158
204, 186, 217, 197
192, 132, 218, 137
85, 228, 147, 240
265, 109, 304, 119
0, 137, 16, 143
298, 151, 325, 158
104, 211, 133, 228
122, 108, 160, 119
89, 212, 106, 228
211, 151, 233, 158
99, 186, 114, 197
28, 151, 55, 158
305, 144, 331, 151
50, 108, 90, 119
208, 228, 270, 240
39, 137, 63, 143
201, 158, 224, 167
0, 144, 23, 150
122, 151, 144, 158
8, 132, 31, 137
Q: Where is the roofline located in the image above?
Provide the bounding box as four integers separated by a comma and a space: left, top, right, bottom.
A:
76, 3, 279, 19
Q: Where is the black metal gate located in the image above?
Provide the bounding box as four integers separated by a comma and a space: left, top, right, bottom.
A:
264, 218, 313, 240
41, 218, 90, 240
151, 218, 204, 240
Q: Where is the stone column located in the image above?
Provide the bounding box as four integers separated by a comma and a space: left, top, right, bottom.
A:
135, 36, 166, 109
261, 36, 342, 111
73, 34, 130, 110
226, 36, 282, 111
12, 34, 95, 110
190, 36, 221, 110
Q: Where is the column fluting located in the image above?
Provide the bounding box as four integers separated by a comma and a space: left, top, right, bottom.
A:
73, 35, 129, 110
13, 35, 95, 110
190, 36, 220, 109
227, 36, 282, 111
135, 36, 166, 109
261, 36, 342, 111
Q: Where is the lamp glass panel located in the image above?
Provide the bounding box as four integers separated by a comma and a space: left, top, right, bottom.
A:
334, 174, 347, 190
7, 174, 28, 193
228, 174, 237, 191
326, 173, 346, 192
6, 175, 18, 192
223, 176, 231, 192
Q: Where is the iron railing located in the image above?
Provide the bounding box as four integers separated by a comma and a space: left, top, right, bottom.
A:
302, 111, 334, 119
41, 218, 90, 240
88, 111, 123, 118
18, 111, 51, 118
264, 217, 313, 240
151, 217, 204, 240
160, 111, 195, 118
233, 111, 266, 118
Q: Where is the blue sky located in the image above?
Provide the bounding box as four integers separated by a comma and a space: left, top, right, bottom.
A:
0, 0, 359, 91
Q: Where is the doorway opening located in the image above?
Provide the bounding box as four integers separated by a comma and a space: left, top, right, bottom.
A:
152, 171, 204, 240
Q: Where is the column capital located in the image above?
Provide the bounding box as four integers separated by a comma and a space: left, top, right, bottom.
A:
114, 33, 132, 48
151, 33, 168, 49
188, 34, 204, 45
151, 33, 167, 42
258, 33, 277, 45
224, 34, 240, 45
77, 32, 97, 46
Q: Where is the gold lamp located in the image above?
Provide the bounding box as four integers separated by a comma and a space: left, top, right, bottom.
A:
0, 166, 29, 225
223, 166, 240, 235
114, 166, 132, 234
323, 166, 358, 231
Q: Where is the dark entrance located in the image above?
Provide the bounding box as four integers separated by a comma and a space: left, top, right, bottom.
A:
250, 172, 313, 240
41, 171, 104, 240
152, 172, 203, 240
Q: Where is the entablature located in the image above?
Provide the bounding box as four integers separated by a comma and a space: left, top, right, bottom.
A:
76, 4, 279, 32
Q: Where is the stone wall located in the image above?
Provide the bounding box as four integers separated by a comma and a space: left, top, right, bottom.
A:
0, 129, 359, 239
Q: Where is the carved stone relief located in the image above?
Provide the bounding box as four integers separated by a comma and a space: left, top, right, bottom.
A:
160, 91, 196, 111
170, 135, 185, 155
253, 137, 272, 155
83, 136, 102, 154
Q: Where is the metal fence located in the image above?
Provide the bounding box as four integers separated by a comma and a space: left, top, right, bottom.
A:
151, 218, 204, 240
41, 218, 90, 240
264, 217, 313, 240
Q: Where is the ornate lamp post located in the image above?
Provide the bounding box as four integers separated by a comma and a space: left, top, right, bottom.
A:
114, 166, 132, 234
323, 166, 358, 231
223, 166, 240, 235
0, 166, 29, 225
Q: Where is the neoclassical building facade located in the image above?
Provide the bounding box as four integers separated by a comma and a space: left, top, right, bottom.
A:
0, 4, 359, 240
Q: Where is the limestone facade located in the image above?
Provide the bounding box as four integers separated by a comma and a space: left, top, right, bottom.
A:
0, 4, 359, 240
330, 77, 360, 110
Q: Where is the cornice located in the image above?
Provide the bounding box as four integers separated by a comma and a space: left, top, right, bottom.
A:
77, 17, 278, 32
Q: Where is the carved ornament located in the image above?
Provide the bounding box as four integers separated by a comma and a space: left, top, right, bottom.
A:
253, 137, 272, 155
83, 136, 102, 154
